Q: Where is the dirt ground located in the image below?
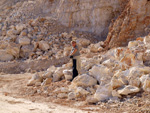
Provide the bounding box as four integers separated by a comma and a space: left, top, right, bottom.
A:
0, 73, 150, 113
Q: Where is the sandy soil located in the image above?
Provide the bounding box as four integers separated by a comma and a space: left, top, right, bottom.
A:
0, 94, 89, 113
0, 73, 150, 113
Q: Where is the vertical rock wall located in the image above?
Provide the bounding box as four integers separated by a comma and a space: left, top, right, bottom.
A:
43, 0, 125, 40
105, 0, 150, 47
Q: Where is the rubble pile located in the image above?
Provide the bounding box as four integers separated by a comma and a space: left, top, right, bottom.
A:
27, 35, 150, 104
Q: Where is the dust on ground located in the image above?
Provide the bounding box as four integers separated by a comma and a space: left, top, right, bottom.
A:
0, 73, 150, 113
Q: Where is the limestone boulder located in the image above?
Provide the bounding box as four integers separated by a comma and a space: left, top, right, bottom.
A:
79, 38, 90, 47
5, 43, 20, 58
16, 24, 26, 32
86, 96, 99, 104
42, 66, 56, 79
128, 40, 139, 48
53, 67, 64, 82
57, 93, 68, 99
89, 65, 111, 83
63, 46, 71, 57
72, 74, 97, 87
54, 87, 69, 94
111, 76, 124, 89
89, 43, 103, 53
19, 37, 31, 45
102, 59, 115, 68
140, 74, 150, 92
143, 49, 150, 61
75, 87, 89, 97
94, 84, 112, 101
41, 78, 52, 86
38, 41, 50, 51
63, 69, 72, 81
113, 70, 128, 85
112, 90, 121, 98
27, 73, 43, 86
20, 45, 34, 58
117, 85, 140, 95
0, 50, 14, 61
143, 36, 150, 49
68, 92, 76, 100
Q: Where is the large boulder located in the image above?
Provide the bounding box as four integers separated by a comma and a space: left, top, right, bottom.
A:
0, 50, 14, 61
63, 46, 71, 57
16, 24, 26, 32
89, 43, 103, 53
75, 87, 89, 97
27, 73, 43, 86
89, 65, 111, 83
78, 38, 90, 47
63, 69, 72, 81
38, 41, 50, 51
117, 85, 140, 95
72, 74, 97, 87
128, 40, 139, 49
111, 76, 124, 89
140, 74, 150, 92
53, 67, 64, 82
143, 49, 150, 62
94, 84, 112, 101
143, 36, 150, 49
42, 66, 56, 79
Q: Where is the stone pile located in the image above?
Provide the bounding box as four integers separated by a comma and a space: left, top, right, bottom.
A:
27, 35, 150, 104
0, 16, 98, 62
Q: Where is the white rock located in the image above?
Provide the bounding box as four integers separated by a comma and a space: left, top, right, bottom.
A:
63, 69, 72, 81
43, 66, 56, 79
57, 93, 68, 99
102, 59, 115, 68
111, 76, 124, 89
0, 50, 14, 61
143, 36, 150, 49
89, 65, 111, 83
68, 92, 76, 100
128, 41, 139, 48
54, 87, 69, 93
140, 74, 150, 92
41, 78, 52, 86
117, 85, 140, 95
75, 87, 89, 96
16, 24, 26, 32
89, 43, 102, 53
19, 37, 30, 45
113, 70, 128, 85
27, 73, 42, 86
79, 38, 90, 47
38, 41, 50, 51
112, 90, 121, 98
72, 74, 97, 87
53, 67, 64, 82
86, 96, 99, 104
94, 84, 112, 101
129, 77, 141, 88
63, 47, 71, 57
143, 49, 150, 61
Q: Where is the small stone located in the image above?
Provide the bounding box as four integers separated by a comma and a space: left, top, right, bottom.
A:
68, 92, 76, 100
19, 37, 30, 45
117, 85, 140, 95
57, 93, 68, 99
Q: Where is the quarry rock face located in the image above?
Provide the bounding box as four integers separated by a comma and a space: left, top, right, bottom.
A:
55, 0, 124, 39
105, 0, 150, 47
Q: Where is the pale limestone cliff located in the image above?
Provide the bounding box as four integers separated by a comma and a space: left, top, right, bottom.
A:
44, 0, 125, 40
105, 0, 150, 47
